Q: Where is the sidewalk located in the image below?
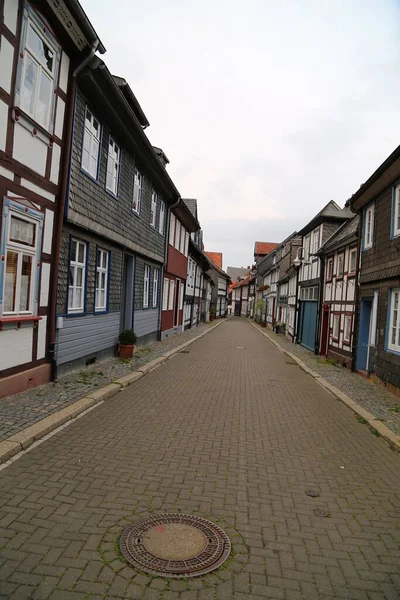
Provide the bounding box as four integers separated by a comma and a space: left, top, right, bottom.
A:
251, 321, 400, 439
0, 321, 218, 442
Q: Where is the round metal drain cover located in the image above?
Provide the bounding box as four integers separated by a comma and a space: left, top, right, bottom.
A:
119, 514, 231, 578
305, 489, 320, 498
313, 508, 330, 517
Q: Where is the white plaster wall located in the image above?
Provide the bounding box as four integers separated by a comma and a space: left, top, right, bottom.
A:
59, 52, 70, 93
54, 98, 65, 139
3, 0, 18, 34
50, 143, 61, 185
13, 124, 47, 176
37, 316, 47, 360
0, 166, 13, 181
0, 36, 14, 94
0, 99, 8, 152
40, 262, 51, 307
21, 178, 55, 202
43, 209, 54, 254
0, 327, 33, 370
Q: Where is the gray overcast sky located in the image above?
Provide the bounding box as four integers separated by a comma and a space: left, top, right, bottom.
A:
81, 0, 400, 270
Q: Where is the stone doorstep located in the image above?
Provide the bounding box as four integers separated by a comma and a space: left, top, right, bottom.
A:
0, 320, 226, 464
250, 321, 400, 451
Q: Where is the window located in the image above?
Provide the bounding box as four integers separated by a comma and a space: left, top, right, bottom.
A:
175, 220, 181, 250
168, 280, 175, 310
304, 235, 311, 261
152, 268, 159, 307
81, 108, 101, 179
364, 204, 374, 249
388, 288, 400, 353
95, 249, 108, 311
2, 210, 42, 315
143, 265, 150, 308
132, 169, 142, 214
150, 191, 157, 228
180, 225, 186, 254
343, 315, 352, 344
169, 213, 176, 246
68, 239, 86, 313
179, 282, 184, 310
313, 228, 320, 254
159, 201, 165, 235
332, 314, 340, 340
184, 231, 189, 257
392, 184, 400, 238
16, 8, 60, 131
337, 254, 344, 278
106, 137, 120, 195
349, 248, 357, 275
327, 257, 333, 280
162, 278, 169, 311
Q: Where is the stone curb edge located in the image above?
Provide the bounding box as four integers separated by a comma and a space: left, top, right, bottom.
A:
250, 320, 400, 451
0, 319, 228, 464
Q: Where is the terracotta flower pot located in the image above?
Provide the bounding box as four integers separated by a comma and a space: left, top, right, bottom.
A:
119, 344, 136, 359
210, 316, 214, 321
261, 322, 266, 328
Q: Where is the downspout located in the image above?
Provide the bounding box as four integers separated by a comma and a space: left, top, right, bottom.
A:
316, 255, 325, 354
293, 267, 300, 343
351, 220, 361, 371
48, 41, 100, 381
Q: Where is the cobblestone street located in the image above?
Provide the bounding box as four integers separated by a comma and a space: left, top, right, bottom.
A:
0, 318, 399, 600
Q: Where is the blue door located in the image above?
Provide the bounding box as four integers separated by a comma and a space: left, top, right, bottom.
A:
300, 301, 318, 351
356, 299, 372, 371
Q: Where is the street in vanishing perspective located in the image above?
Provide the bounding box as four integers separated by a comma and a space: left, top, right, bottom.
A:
0, 319, 399, 600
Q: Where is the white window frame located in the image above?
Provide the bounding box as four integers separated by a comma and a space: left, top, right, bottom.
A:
132, 168, 143, 215
2, 206, 42, 317
15, 6, 61, 132
184, 231, 189, 257
143, 265, 150, 308
106, 137, 120, 196
95, 249, 108, 312
393, 184, 400, 238
304, 235, 311, 261
162, 278, 169, 311
150, 190, 157, 228
349, 248, 357, 275
388, 288, 400, 353
364, 204, 374, 250
175, 220, 181, 251
159, 201, 165, 235
169, 213, 176, 246
343, 315, 352, 344
152, 268, 159, 307
332, 314, 340, 340
179, 281, 184, 310
81, 107, 101, 180
180, 225, 186, 254
337, 253, 344, 278
68, 239, 87, 314
168, 280, 175, 310
313, 228, 320, 254
327, 257, 333, 280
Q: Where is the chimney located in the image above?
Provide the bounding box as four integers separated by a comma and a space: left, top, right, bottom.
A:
152, 146, 170, 168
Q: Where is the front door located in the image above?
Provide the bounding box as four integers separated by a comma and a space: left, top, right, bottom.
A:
121, 254, 135, 330
299, 301, 318, 351
356, 299, 372, 371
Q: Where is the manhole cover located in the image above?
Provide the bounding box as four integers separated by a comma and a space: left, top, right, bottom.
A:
305, 489, 320, 498
119, 514, 231, 577
313, 508, 330, 517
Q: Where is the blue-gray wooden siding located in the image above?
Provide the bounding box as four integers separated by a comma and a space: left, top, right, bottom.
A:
134, 309, 159, 338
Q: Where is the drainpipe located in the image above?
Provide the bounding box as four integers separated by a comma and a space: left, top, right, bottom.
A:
351, 222, 362, 371
48, 41, 100, 381
316, 255, 325, 354
293, 267, 300, 343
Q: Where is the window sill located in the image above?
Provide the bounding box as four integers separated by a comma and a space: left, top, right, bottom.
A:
80, 166, 99, 184
0, 315, 42, 331
12, 108, 54, 146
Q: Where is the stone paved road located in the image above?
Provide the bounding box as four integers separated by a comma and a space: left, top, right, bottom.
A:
0, 318, 399, 600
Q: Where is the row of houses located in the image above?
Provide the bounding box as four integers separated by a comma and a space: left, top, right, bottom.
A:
232, 154, 400, 396
0, 0, 230, 399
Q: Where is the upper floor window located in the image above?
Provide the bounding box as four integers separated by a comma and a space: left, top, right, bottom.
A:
82, 108, 101, 179
95, 249, 109, 312
363, 204, 374, 250
349, 248, 357, 275
132, 169, 143, 214
150, 191, 157, 228
159, 201, 165, 235
68, 239, 86, 314
16, 7, 60, 132
106, 137, 120, 196
169, 213, 176, 245
175, 220, 181, 251
388, 288, 400, 353
143, 265, 150, 308
337, 253, 344, 278
304, 235, 311, 260
313, 228, 320, 254
184, 231, 189, 257
180, 225, 186, 254
393, 184, 400, 238
332, 314, 340, 341
2, 204, 43, 316
152, 268, 159, 307
326, 257, 333, 280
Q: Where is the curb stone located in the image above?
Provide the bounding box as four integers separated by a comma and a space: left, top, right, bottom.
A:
250, 320, 400, 451
0, 319, 227, 464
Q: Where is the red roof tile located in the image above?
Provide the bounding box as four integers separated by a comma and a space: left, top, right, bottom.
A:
205, 251, 223, 268
254, 241, 278, 256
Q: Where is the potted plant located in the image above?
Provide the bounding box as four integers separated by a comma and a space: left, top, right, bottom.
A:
260, 320, 266, 328
275, 321, 285, 335
118, 329, 137, 359
210, 306, 216, 321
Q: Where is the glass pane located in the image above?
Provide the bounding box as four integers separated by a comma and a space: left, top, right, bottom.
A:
37, 70, 51, 126
394, 293, 399, 311
392, 327, 396, 346
68, 286, 74, 308
28, 25, 54, 72
71, 240, 77, 262
10, 216, 36, 247
19, 254, 32, 311
101, 272, 106, 289
21, 57, 37, 115
78, 243, 84, 264
75, 287, 82, 309
392, 309, 397, 328
69, 266, 75, 287
86, 109, 92, 124
76, 267, 83, 287
4, 252, 18, 312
